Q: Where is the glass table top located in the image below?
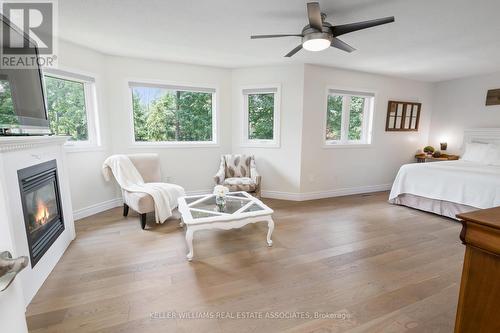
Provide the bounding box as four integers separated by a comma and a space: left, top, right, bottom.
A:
184, 193, 266, 220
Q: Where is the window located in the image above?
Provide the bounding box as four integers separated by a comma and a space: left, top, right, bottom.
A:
0, 78, 15, 125
242, 86, 280, 147
129, 82, 216, 144
325, 89, 374, 146
43, 70, 99, 148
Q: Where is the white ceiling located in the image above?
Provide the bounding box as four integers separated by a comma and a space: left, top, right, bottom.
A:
58, 0, 500, 82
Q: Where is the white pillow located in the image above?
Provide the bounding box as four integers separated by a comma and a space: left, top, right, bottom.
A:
461, 142, 492, 163
484, 144, 500, 166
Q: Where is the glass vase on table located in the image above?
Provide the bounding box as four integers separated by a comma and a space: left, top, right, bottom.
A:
215, 195, 226, 212
213, 185, 229, 213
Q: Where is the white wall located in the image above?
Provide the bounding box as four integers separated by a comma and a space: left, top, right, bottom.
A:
56, 42, 232, 218
299, 64, 434, 197
231, 65, 305, 196
56, 41, 118, 215
428, 71, 500, 152
56, 43, 445, 213
104, 56, 233, 193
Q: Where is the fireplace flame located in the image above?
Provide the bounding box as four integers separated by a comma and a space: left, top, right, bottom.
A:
34, 200, 50, 225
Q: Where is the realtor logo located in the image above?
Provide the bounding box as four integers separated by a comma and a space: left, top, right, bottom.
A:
1, 0, 58, 68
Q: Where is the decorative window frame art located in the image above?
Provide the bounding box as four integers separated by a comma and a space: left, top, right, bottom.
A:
486, 89, 500, 106
385, 100, 421, 132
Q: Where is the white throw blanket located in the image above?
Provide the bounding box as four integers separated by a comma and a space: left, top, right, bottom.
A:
102, 155, 185, 223
389, 160, 500, 209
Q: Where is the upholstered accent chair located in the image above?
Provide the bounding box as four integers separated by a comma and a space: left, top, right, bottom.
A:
214, 154, 261, 197
121, 154, 179, 229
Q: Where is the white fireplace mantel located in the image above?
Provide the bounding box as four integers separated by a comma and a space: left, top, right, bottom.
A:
0, 135, 70, 153
0, 135, 76, 323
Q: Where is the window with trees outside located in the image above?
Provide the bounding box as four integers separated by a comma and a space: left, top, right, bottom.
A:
325, 89, 374, 146
242, 86, 280, 147
130, 82, 216, 144
43, 70, 99, 147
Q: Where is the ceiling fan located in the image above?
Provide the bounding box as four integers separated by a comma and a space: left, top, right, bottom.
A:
250, 2, 395, 57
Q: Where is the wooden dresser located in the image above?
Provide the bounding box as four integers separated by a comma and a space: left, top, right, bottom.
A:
455, 207, 500, 333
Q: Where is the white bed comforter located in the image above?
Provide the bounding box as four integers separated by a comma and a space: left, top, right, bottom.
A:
389, 160, 500, 209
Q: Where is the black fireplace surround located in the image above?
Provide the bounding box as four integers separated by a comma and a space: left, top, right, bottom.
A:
18, 160, 65, 267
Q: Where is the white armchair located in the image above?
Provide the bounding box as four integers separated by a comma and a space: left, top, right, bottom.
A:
120, 154, 179, 229
213, 154, 261, 197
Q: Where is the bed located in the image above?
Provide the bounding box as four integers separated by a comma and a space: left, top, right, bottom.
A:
389, 129, 500, 219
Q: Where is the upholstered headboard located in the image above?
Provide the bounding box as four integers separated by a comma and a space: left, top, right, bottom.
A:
463, 128, 500, 146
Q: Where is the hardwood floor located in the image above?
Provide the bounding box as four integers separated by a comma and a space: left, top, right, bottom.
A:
26, 192, 464, 332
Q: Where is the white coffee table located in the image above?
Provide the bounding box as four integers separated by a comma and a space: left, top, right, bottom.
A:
177, 192, 274, 261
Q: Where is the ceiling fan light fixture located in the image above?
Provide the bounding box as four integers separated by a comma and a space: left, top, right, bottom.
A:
302, 32, 332, 52
250, 2, 395, 58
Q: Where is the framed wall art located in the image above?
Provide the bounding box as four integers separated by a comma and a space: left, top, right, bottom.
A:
385, 100, 421, 131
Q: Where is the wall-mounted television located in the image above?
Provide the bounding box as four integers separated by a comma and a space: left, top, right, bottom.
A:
0, 15, 50, 135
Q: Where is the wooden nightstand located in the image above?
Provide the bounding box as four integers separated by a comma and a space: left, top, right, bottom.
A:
415, 153, 459, 163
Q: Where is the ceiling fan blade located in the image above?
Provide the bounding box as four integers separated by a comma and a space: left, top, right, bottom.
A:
251, 34, 303, 39
330, 38, 356, 53
331, 16, 395, 37
284, 44, 303, 57
307, 2, 323, 31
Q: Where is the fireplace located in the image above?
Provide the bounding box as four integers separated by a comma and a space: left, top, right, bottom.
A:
18, 160, 65, 268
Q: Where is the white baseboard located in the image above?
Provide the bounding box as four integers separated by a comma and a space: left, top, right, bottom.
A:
73, 185, 391, 220
73, 197, 123, 221
299, 184, 392, 201
72, 190, 210, 221
261, 191, 302, 201
261, 184, 392, 201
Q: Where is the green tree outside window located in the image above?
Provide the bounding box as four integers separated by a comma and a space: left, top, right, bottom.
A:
132, 87, 213, 142
326, 95, 343, 140
326, 94, 369, 143
0, 79, 17, 125
44, 75, 89, 141
248, 93, 274, 140
348, 96, 365, 141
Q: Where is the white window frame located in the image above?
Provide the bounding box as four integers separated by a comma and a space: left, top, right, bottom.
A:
241, 84, 281, 148
43, 68, 101, 152
127, 80, 219, 148
323, 87, 375, 148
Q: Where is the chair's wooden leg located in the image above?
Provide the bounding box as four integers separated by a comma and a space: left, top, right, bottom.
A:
123, 204, 129, 217
140, 213, 147, 230
255, 186, 261, 198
